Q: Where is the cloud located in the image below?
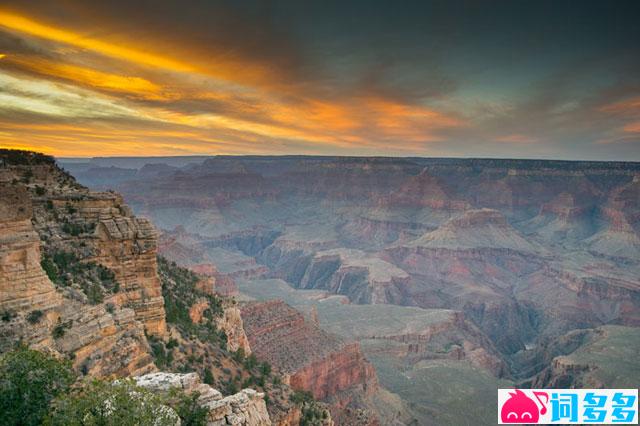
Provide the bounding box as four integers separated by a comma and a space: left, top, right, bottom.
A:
0, 6, 468, 157
494, 134, 538, 144
0, 1, 639, 159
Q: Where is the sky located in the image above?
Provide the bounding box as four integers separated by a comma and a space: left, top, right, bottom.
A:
0, 0, 639, 160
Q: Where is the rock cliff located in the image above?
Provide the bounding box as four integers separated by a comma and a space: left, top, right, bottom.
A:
530, 325, 640, 389
240, 300, 378, 423
0, 151, 159, 376
135, 372, 272, 425
60, 155, 640, 424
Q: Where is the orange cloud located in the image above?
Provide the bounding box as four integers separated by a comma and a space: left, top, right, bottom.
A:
6, 55, 169, 100
623, 121, 640, 133
0, 9, 465, 156
0, 10, 277, 88
0, 10, 194, 73
495, 133, 538, 144
599, 96, 640, 114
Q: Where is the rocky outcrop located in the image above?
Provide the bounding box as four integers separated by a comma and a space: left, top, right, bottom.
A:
88, 204, 167, 335
0, 184, 61, 314
259, 246, 410, 305
135, 372, 271, 425
402, 209, 541, 253
287, 342, 376, 401
297, 249, 409, 305
0, 191, 155, 376
52, 302, 156, 377
240, 301, 378, 421
529, 325, 640, 389
377, 168, 469, 211
368, 310, 506, 376
215, 306, 252, 355
0, 151, 161, 376
186, 297, 251, 355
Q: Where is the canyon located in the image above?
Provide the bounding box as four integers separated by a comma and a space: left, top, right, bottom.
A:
60, 155, 640, 424
1, 150, 353, 425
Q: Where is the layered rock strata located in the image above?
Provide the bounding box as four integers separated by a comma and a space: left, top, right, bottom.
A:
240, 300, 378, 422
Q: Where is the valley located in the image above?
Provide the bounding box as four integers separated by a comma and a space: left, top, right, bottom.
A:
58, 155, 640, 424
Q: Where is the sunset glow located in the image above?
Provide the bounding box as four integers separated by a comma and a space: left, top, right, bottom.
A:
0, 1, 638, 158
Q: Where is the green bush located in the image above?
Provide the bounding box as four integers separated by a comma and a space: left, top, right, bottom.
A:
41, 251, 119, 304
260, 361, 272, 377
52, 320, 72, 339
27, 310, 44, 324
41, 256, 58, 282
61, 221, 95, 237
232, 347, 245, 363
203, 368, 215, 385
0, 346, 75, 426
148, 336, 174, 369
46, 379, 179, 426
224, 379, 238, 395
1, 310, 16, 322
169, 390, 208, 426
243, 353, 258, 370
290, 390, 314, 405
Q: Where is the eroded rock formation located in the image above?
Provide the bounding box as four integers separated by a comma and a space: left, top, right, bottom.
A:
240, 300, 378, 422
135, 372, 272, 425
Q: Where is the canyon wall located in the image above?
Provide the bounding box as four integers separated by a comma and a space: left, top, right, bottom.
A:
0, 154, 159, 376
240, 300, 378, 422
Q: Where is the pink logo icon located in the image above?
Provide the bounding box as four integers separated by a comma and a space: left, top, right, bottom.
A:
501, 389, 548, 423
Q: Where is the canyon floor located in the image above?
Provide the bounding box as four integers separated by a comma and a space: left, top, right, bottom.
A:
60, 155, 640, 425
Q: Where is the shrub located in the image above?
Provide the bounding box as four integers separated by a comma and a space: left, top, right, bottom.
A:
52, 321, 71, 339
203, 368, 215, 385
147, 336, 175, 369
243, 353, 258, 370
21, 169, 34, 184
85, 282, 104, 304
232, 348, 245, 363
42, 251, 119, 304
290, 390, 314, 405
260, 361, 271, 377
41, 256, 58, 282
0, 346, 75, 426
27, 310, 44, 324
224, 379, 238, 395
1, 310, 16, 322
169, 390, 208, 426
0, 149, 55, 165
46, 379, 179, 426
